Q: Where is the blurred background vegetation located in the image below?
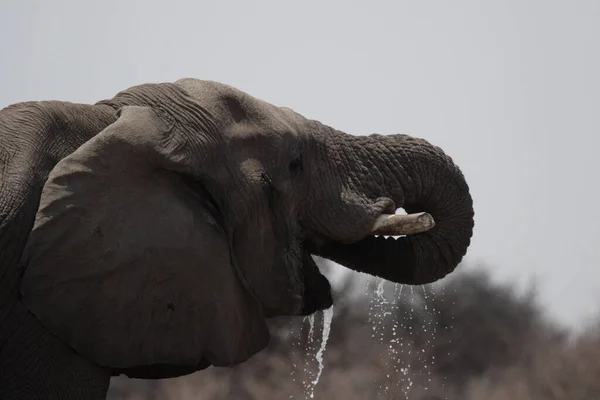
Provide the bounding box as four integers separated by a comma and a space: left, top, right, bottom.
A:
107, 262, 600, 400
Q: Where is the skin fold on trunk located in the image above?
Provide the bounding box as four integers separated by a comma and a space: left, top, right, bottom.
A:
313, 129, 474, 285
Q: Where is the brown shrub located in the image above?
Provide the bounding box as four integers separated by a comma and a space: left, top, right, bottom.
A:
107, 264, 596, 400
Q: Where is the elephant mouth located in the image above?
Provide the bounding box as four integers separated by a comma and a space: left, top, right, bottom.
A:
299, 212, 435, 308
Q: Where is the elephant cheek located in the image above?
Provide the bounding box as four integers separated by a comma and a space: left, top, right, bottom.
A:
232, 233, 304, 316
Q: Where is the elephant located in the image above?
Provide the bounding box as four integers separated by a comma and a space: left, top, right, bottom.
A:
0, 78, 474, 400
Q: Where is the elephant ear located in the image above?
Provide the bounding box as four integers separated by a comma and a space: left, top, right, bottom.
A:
19, 106, 270, 374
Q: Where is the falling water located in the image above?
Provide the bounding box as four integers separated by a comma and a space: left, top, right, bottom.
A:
436, 281, 454, 400
307, 314, 315, 344
389, 283, 404, 396
369, 278, 391, 396
364, 271, 447, 398
300, 315, 314, 394
308, 306, 334, 399
368, 278, 391, 340
368, 278, 421, 398
397, 286, 415, 399
421, 285, 437, 390
294, 307, 335, 399
375, 278, 386, 300
290, 319, 299, 398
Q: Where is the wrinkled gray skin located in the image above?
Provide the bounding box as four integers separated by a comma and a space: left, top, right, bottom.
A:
0, 79, 474, 399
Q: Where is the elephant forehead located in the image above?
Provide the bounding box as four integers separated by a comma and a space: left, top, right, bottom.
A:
175, 79, 299, 132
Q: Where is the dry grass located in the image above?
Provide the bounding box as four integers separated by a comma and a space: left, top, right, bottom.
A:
107, 266, 600, 400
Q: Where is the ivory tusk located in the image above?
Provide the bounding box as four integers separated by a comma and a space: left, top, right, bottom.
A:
371, 212, 436, 236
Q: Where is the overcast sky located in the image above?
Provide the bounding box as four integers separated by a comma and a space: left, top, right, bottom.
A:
2, 0, 599, 328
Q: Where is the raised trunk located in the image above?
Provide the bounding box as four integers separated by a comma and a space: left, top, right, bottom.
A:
314, 129, 474, 285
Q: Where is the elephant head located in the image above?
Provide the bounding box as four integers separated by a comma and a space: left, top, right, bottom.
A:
19, 79, 474, 378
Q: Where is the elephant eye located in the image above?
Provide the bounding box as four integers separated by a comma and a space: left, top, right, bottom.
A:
289, 156, 303, 177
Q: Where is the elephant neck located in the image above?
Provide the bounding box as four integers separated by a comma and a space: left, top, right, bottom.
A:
0, 102, 115, 332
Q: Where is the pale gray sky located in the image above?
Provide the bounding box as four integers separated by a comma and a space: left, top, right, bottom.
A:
2, 0, 599, 328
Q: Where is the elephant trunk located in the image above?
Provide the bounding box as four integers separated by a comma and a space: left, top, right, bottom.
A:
313, 129, 474, 285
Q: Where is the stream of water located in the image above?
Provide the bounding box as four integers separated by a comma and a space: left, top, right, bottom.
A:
292, 276, 447, 399
309, 306, 334, 398
368, 278, 446, 399
296, 306, 334, 399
